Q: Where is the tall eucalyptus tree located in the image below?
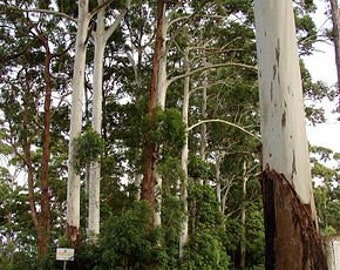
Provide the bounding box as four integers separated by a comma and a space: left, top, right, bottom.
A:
0, 0, 73, 257
67, 0, 90, 246
88, 0, 131, 243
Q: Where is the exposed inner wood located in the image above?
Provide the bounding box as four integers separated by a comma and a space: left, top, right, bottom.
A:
261, 169, 327, 270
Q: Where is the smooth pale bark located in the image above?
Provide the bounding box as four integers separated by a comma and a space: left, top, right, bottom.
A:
154, 9, 168, 227
215, 154, 222, 213
254, 1, 327, 269
240, 161, 247, 270
329, 0, 340, 108
88, 1, 105, 242
88, 0, 130, 242
67, 0, 89, 246
179, 47, 190, 258
200, 54, 208, 180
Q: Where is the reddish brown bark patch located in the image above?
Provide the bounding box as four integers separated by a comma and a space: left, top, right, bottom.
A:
67, 224, 80, 248
261, 169, 327, 270
141, 0, 166, 222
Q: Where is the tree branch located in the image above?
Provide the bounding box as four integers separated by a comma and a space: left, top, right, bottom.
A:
0, 5, 77, 22
188, 119, 261, 141
167, 62, 257, 87
89, 0, 115, 19
104, 8, 129, 42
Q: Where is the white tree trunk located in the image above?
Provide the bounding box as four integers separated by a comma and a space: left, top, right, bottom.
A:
67, 0, 89, 245
154, 8, 168, 227
240, 161, 247, 270
255, 0, 313, 204
88, 1, 105, 242
215, 154, 222, 213
200, 54, 208, 177
88, 0, 130, 242
254, 1, 327, 268
179, 47, 190, 258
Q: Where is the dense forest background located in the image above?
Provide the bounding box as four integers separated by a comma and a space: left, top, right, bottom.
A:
0, 0, 339, 269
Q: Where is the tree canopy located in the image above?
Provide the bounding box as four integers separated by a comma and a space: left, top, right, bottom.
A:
0, 0, 338, 269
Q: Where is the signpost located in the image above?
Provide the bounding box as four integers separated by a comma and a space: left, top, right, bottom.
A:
56, 248, 74, 270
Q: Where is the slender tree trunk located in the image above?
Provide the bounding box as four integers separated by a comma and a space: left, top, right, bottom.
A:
141, 0, 166, 220
38, 38, 53, 256
154, 8, 168, 227
88, 0, 130, 242
240, 161, 247, 270
179, 47, 190, 258
22, 79, 45, 259
329, 0, 340, 109
88, 2, 105, 242
200, 54, 208, 185
215, 157, 222, 213
67, 0, 89, 246
254, 1, 327, 269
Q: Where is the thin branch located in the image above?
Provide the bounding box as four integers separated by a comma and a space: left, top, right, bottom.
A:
89, 0, 115, 19
190, 80, 227, 95
104, 9, 129, 42
1, 5, 77, 22
167, 14, 192, 29
188, 119, 261, 141
167, 62, 257, 86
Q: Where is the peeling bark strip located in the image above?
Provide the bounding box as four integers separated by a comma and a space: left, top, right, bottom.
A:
261, 169, 328, 270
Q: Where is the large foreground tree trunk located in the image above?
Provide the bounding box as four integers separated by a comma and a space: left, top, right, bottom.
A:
254, 1, 327, 269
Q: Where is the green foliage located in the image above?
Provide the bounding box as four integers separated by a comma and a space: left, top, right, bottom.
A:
95, 201, 163, 270
148, 107, 186, 154
160, 195, 184, 268
310, 145, 340, 235
0, 251, 38, 270
188, 155, 211, 180
158, 156, 184, 193
73, 128, 105, 172
182, 183, 229, 269
0, 0, 329, 269
182, 229, 230, 270
188, 183, 222, 228
244, 205, 265, 268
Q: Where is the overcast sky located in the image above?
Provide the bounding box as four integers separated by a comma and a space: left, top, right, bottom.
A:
304, 0, 340, 153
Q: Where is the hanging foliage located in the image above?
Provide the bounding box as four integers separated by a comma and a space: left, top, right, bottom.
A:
73, 128, 105, 172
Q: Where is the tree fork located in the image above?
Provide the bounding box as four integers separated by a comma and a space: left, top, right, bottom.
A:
261, 169, 327, 270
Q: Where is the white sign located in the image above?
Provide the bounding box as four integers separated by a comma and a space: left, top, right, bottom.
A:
56, 248, 75, 261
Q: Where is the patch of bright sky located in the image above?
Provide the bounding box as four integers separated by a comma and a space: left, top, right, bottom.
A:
303, 0, 340, 154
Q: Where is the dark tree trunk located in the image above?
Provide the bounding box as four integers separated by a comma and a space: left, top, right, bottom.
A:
38, 37, 52, 256
330, 0, 340, 110
141, 0, 166, 216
